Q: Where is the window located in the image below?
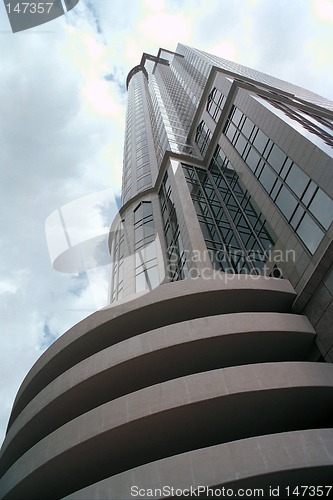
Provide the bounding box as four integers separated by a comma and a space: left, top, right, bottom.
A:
159, 172, 188, 281
224, 105, 333, 254
275, 186, 298, 220
207, 87, 225, 122
285, 164, 309, 198
195, 120, 212, 156
182, 149, 274, 275
309, 189, 333, 230
258, 96, 333, 158
134, 202, 159, 292
110, 220, 125, 302
267, 144, 286, 173
137, 155, 149, 167
253, 130, 269, 155
245, 148, 260, 172
137, 163, 150, 177
137, 173, 152, 190
259, 166, 276, 194
297, 213, 324, 254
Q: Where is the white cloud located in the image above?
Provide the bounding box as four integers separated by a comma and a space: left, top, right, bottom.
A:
0, 2, 124, 445
138, 12, 192, 45
0, 281, 18, 295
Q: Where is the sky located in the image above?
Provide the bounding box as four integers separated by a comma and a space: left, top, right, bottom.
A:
0, 0, 333, 447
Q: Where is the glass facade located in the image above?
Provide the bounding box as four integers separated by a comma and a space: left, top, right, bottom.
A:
195, 120, 212, 156
134, 201, 159, 292
256, 96, 333, 158
225, 105, 333, 253
207, 87, 225, 122
182, 148, 274, 274
177, 43, 333, 112
122, 71, 156, 204
114, 44, 333, 305
145, 56, 196, 158
159, 172, 189, 281
110, 220, 125, 302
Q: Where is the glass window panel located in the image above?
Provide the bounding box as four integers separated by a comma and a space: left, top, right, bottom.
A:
232, 107, 243, 126
225, 123, 237, 142
235, 134, 247, 155
246, 147, 260, 172
145, 258, 157, 269
137, 174, 152, 189
297, 213, 324, 253
144, 219, 155, 238
137, 163, 150, 175
260, 236, 273, 253
245, 234, 256, 250
137, 155, 149, 167
263, 141, 273, 159
242, 143, 251, 160
253, 130, 269, 154
290, 205, 305, 229
309, 189, 333, 229
135, 251, 144, 268
259, 166, 277, 193
200, 221, 215, 241
135, 262, 145, 274
241, 118, 255, 139
142, 201, 153, 218
280, 157, 293, 180
255, 159, 265, 178
145, 241, 156, 261
214, 108, 222, 122
239, 231, 251, 246
134, 204, 142, 224
271, 179, 282, 200
136, 271, 147, 292
147, 266, 159, 289
182, 162, 274, 275
286, 164, 309, 198
212, 204, 223, 219
302, 181, 317, 206
268, 144, 286, 173
275, 186, 298, 220
134, 225, 143, 245
237, 215, 249, 229
137, 146, 148, 156
226, 234, 239, 247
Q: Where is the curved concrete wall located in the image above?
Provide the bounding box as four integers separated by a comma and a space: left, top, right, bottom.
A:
0, 277, 332, 499
1, 361, 333, 498
8, 275, 296, 426
1, 362, 333, 498
64, 428, 333, 500
0, 312, 315, 476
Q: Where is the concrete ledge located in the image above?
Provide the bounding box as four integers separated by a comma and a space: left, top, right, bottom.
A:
9, 276, 296, 427
64, 428, 333, 499
1, 362, 333, 499
0, 313, 315, 476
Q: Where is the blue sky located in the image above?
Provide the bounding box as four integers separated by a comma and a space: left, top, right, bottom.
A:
0, 0, 333, 446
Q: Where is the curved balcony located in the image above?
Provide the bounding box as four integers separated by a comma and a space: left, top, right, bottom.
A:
1, 362, 333, 498
1, 276, 331, 500
8, 275, 296, 427
65, 429, 333, 499
0, 312, 315, 476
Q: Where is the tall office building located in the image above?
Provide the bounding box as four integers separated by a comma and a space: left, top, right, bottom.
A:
1, 45, 333, 499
